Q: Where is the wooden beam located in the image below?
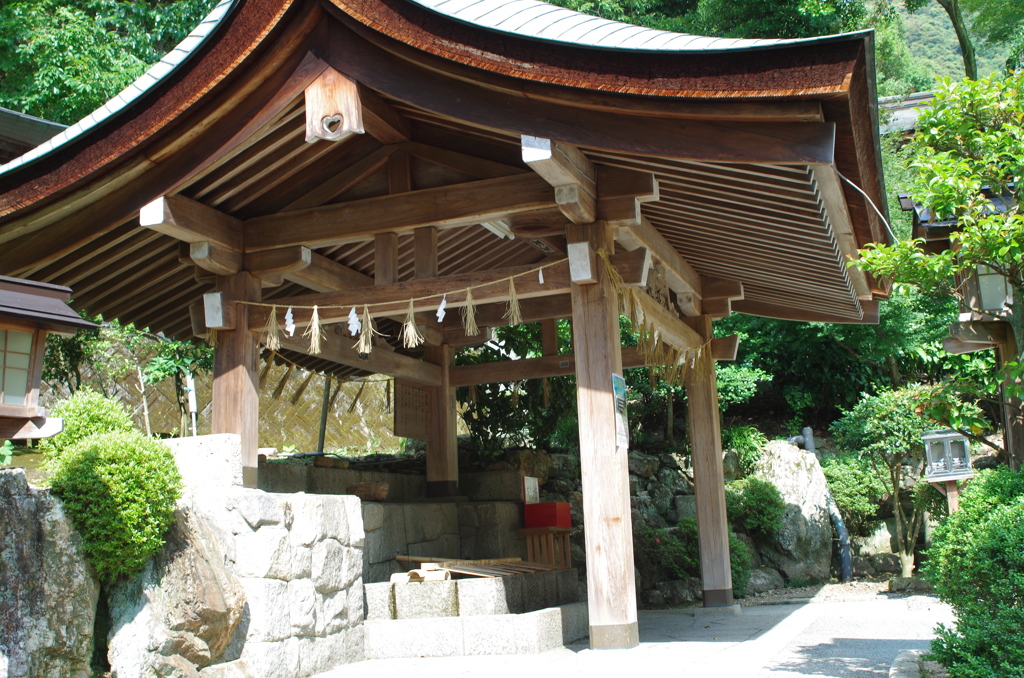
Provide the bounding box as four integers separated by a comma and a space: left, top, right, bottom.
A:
541, 319, 558, 356
450, 346, 652, 387
464, 295, 572, 327
943, 336, 995, 355
684, 315, 733, 607
809, 164, 873, 299
304, 66, 363, 142
278, 333, 441, 387
375, 233, 398, 285
139, 194, 243, 251
731, 299, 878, 324
423, 344, 458, 496
191, 241, 242, 276
245, 246, 374, 292
949, 321, 1007, 345
596, 197, 641, 227
509, 208, 569, 237
615, 217, 702, 316
0, 416, 63, 440
398, 141, 522, 179
566, 220, 638, 648
702, 277, 744, 301
597, 166, 659, 203
284, 144, 395, 211
414, 227, 439, 279
388, 151, 412, 193
244, 173, 556, 251
522, 136, 597, 224
711, 334, 740, 361
633, 292, 703, 351
443, 325, 494, 348
357, 82, 411, 144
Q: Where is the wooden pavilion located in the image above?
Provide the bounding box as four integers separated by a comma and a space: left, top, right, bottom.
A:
0, 0, 889, 649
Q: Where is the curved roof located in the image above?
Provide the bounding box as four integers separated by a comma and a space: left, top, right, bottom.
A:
407, 0, 835, 51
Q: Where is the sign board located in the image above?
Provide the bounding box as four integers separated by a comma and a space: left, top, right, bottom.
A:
393, 379, 432, 441
613, 373, 628, 449
522, 476, 540, 504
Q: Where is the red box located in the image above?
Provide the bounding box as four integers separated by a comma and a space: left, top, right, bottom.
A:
524, 502, 571, 528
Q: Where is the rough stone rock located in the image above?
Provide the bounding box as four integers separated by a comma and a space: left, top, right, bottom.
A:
630, 491, 667, 528
722, 448, 743, 482
505, 448, 553, 485
152, 654, 201, 678
656, 464, 694, 496
734, 532, 761, 568
650, 485, 675, 518
888, 577, 934, 593
641, 589, 667, 609
745, 567, 785, 596
197, 660, 254, 677
869, 553, 902, 574
628, 454, 660, 479
972, 454, 1000, 470
674, 495, 697, 521
0, 469, 100, 678
108, 507, 246, 677
655, 578, 702, 606
752, 442, 832, 583
853, 519, 896, 557
568, 492, 584, 527
851, 556, 876, 578
548, 454, 580, 480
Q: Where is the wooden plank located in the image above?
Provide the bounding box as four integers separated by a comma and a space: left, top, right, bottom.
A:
212, 273, 261, 487
450, 345, 661, 386
388, 151, 412, 193
139, 194, 243, 251
949, 321, 1007, 345
810, 163, 879, 299
414, 226, 438, 279
634, 292, 703, 351
278, 333, 441, 387
615, 217, 701, 316
454, 295, 572, 328
375, 233, 398, 285
731, 299, 875, 324
702, 277, 744, 301
567, 220, 638, 648
541, 318, 558, 356
522, 136, 596, 224
244, 173, 556, 251
304, 66, 364, 142
394, 379, 432, 440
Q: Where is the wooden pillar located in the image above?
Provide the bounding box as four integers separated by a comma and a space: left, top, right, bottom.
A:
211, 272, 261, 488
685, 314, 733, 606
567, 221, 639, 649
415, 224, 458, 496
423, 344, 458, 497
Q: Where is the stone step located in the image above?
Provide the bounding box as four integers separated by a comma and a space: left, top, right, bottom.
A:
365, 568, 579, 620
363, 603, 588, 658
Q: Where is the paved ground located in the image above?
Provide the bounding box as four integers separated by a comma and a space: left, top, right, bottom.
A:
318, 595, 953, 678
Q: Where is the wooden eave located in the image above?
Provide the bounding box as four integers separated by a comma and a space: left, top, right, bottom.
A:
0, 0, 889, 377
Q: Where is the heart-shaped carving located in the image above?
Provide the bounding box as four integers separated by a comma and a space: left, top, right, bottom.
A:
320, 114, 346, 140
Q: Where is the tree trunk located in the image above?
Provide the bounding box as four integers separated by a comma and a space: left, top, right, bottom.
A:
936, 0, 978, 79
898, 551, 916, 578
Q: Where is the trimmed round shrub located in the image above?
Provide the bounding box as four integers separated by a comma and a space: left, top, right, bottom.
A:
925, 468, 1024, 678
49, 430, 182, 582
725, 477, 786, 540
41, 388, 135, 457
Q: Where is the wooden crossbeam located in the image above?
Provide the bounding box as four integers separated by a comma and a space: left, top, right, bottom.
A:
615, 217, 702, 316
700, 276, 744, 319
633, 291, 703, 351
244, 246, 374, 292
139, 195, 243, 251
191, 241, 242, 276
522, 136, 597, 224
458, 295, 573, 328
244, 173, 557, 251
278, 334, 441, 387
711, 334, 740, 361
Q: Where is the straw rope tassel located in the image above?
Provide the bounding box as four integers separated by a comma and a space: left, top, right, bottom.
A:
347, 381, 366, 414
400, 299, 425, 348
207, 329, 218, 348
461, 288, 479, 336
271, 364, 294, 400
290, 370, 316, 405
258, 351, 277, 387
504, 279, 523, 326
263, 305, 281, 351
327, 378, 344, 411
355, 305, 377, 356
303, 306, 324, 355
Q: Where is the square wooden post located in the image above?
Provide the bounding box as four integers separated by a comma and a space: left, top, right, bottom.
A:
685, 314, 733, 606
211, 272, 261, 488
423, 344, 459, 497
568, 221, 639, 649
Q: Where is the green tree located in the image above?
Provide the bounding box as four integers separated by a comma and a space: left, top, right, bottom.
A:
905, 0, 978, 79
857, 72, 1024, 462
0, 0, 217, 124
830, 386, 952, 576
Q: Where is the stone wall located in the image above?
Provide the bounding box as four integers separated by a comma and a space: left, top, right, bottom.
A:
362, 502, 525, 583
0, 469, 99, 678
258, 460, 426, 501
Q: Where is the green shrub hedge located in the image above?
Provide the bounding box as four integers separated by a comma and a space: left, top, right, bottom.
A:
925, 468, 1024, 678
49, 430, 182, 582
41, 389, 134, 456
634, 517, 751, 597
819, 452, 886, 537
725, 477, 786, 540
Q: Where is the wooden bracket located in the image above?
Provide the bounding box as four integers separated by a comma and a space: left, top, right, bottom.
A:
568, 242, 598, 284
304, 67, 364, 142
204, 291, 236, 330
711, 334, 740, 361
191, 241, 242, 276
522, 136, 597, 224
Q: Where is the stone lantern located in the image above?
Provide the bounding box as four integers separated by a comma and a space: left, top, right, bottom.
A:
922, 429, 974, 512
0, 276, 96, 439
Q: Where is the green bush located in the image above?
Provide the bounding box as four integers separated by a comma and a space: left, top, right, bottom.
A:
634, 518, 750, 597
925, 468, 1024, 678
41, 389, 135, 456
725, 478, 786, 540
819, 452, 886, 537
722, 425, 769, 475
49, 430, 182, 582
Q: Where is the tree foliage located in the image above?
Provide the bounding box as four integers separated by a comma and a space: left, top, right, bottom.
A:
0, 0, 217, 124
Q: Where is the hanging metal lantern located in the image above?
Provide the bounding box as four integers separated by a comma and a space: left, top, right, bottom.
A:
922, 429, 974, 482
